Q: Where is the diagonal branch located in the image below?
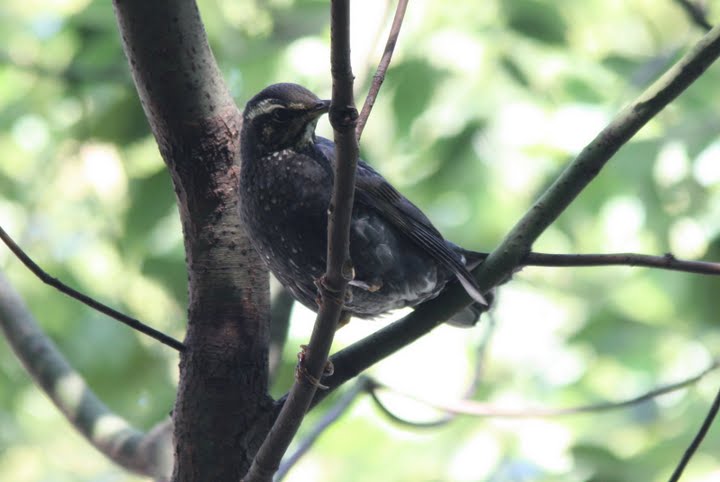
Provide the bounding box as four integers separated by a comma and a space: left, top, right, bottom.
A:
301, 22, 720, 409
667, 382, 720, 481
0, 224, 185, 351
0, 271, 173, 479
476, 23, 720, 287
243, 1, 360, 480
275, 377, 371, 481
356, 0, 409, 140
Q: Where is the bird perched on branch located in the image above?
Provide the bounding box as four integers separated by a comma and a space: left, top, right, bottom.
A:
239, 83, 488, 325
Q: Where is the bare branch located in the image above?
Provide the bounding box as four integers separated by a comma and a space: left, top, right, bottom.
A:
243, 2, 360, 480
667, 382, 720, 482
367, 383, 454, 428
356, 0, 410, 140
465, 312, 497, 393
0, 271, 173, 478
521, 251, 720, 275
674, 0, 713, 31
475, 24, 720, 289
367, 313, 498, 428
276, 377, 370, 481
370, 359, 720, 418
0, 225, 185, 351
302, 23, 720, 409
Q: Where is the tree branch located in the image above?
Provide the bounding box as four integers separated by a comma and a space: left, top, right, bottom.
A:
0, 224, 185, 351
476, 23, 720, 287
302, 22, 720, 409
356, 0, 409, 140
0, 271, 173, 478
368, 359, 720, 418
520, 251, 720, 275
667, 382, 720, 482
366, 313, 498, 428
367, 384, 454, 428
275, 377, 371, 481
243, 2, 359, 480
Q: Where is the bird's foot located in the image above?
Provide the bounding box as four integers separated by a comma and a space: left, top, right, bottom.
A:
349, 279, 383, 292
295, 344, 334, 390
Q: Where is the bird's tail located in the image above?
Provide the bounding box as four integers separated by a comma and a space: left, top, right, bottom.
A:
460, 248, 488, 270
447, 248, 492, 328
455, 270, 488, 307
451, 247, 489, 306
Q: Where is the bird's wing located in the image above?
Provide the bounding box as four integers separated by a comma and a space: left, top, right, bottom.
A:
315, 136, 486, 306
353, 169, 487, 307
316, 137, 442, 235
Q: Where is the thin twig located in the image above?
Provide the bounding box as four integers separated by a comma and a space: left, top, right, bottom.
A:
667, 383, 720, 482
355, 0, 409, 140
243, 2, 360, 480
523, 252, 720, 275
276, 377, 371, 481
0, 225, 185, 352
467, 311, 497, 392
300, 24, 720, 410
674, 0, 713, 31
367, 383, 454, 428
451, 250, 720, 275
368, 313, 498, 428
370, 359, 720, 418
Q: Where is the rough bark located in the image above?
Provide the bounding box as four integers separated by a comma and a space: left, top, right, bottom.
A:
112, 1, 274, 479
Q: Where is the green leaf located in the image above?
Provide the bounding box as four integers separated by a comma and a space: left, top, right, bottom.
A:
387, 59, 446, 136
500, 54, 531, 88
503, 0, 568, 45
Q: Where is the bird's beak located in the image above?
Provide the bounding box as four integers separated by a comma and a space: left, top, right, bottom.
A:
312, 99, 331, 114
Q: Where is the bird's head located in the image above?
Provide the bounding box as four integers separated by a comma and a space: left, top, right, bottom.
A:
241, 83, 331, 155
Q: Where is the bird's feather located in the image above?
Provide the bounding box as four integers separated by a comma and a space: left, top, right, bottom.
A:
316, 137, 487, 307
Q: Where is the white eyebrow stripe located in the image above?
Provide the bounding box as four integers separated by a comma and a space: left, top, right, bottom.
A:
245, 99, 284, 120
245, 99, 311, 120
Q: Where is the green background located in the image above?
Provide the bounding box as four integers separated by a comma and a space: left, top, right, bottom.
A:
1, 0, 719, 480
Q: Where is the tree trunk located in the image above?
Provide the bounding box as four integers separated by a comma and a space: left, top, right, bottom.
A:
112, 0, 274, 478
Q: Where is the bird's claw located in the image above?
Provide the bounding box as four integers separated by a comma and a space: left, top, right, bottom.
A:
349, 279, 383, 292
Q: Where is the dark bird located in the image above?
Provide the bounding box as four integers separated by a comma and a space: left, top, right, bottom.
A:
239, 83, 487, 325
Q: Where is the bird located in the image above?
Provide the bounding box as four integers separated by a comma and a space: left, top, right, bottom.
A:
239, 83, 488, 325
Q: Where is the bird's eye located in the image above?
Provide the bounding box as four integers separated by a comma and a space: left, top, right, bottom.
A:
271, 108, 293, 123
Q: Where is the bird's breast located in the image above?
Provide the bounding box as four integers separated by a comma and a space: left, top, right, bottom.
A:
239, 148, 331, 298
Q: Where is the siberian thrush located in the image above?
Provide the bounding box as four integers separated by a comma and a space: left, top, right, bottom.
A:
239, 83, 487, 324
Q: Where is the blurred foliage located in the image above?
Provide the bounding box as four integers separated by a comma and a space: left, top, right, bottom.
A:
1, 0, 720, 481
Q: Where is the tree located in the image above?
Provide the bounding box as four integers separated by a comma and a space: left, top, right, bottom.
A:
1, 1, 719, 481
